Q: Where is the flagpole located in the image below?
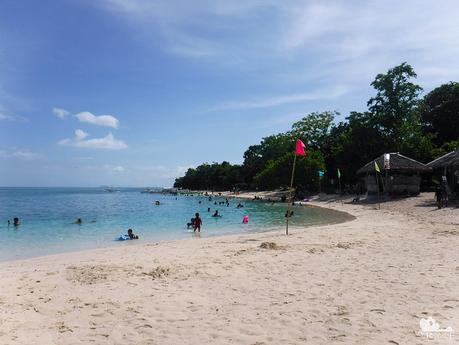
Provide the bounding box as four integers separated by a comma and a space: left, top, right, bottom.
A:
286, 153, 297, 235
375, 172, 380, 210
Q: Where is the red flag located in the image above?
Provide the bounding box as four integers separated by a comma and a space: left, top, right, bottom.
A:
295, 139, 306, 156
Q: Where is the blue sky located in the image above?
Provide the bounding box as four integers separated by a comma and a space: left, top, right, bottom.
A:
1, 0, 459, 187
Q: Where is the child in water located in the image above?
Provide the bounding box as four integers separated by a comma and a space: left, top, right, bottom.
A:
187, 218, 195, 229
127, 228, 139, 239
193, 213, 202, 232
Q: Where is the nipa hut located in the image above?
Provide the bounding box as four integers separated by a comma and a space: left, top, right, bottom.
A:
427, 149, 459, 196
357, 153, 431, 195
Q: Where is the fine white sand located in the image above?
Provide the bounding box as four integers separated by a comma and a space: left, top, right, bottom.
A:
0, 193, 458, 344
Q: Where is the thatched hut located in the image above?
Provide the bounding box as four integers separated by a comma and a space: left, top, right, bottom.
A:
357, 153, 431, 195
427, 149, 459, 195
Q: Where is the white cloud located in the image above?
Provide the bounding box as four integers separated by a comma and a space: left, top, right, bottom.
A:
0, 148, 41, 160
137, 165, 193, 179
97, 0, 459, 93
0, 112, 27, 122
211, 85, 350, 111
76, 111, 120, 128
12, 150, 41, 160
75, 129, 89, 140
53, 107, 70, 119
59, 130, 127, 150
0, 113, 11, 120
113, 165, 125, 172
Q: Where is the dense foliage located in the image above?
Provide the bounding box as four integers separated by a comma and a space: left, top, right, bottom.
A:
174, 63, 459, 192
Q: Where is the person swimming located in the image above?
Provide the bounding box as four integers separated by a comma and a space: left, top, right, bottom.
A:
13, 217, 20, 226
75, 218, 82, 225
212, 210, 221, 217
187, 218, 195, 229
127, 228, 139, 239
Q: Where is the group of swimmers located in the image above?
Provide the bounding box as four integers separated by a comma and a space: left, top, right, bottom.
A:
72, 217, 140, 240
7, 217, 20, 227
185, 195, 250, 231
215, 200, 230, 207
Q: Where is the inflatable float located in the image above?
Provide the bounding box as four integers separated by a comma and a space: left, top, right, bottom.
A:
117, 234, 132, 241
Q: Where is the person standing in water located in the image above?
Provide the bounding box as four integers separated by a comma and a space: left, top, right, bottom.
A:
193, 213, 202, 233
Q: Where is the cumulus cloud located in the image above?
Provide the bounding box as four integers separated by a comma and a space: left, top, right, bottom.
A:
59, 130, 127, 150
75, 129, 89, 140
76, 111, 120, 128
53, 107, 70, 119
113, 165, 125, 172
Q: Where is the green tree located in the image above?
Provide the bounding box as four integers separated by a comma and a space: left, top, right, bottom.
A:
241, 133, 293, 185
253, 150, 324, 192
421, 82, 459, 146
290, 111, 337, 150
367, 62, 422, 148
328, 111, 387, 184
174, 162, 242, 191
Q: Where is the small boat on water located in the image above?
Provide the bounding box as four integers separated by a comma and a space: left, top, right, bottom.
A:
141, 187, 178, 195
141, 188, 154, 194
103, 186, 120, 193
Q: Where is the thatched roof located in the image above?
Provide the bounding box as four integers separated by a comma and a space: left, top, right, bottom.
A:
357, 153, 431, 175
427, 149, 459, 169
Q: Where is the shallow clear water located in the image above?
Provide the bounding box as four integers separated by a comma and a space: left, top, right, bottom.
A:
0, 188, 352, 261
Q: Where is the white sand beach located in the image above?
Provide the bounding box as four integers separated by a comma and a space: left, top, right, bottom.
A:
0, 193, 458, 344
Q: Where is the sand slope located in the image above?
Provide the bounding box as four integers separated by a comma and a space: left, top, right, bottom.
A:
0, 194, 458, 344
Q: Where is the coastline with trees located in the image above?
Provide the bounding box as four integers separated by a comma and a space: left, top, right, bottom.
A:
175, 63, 459, 194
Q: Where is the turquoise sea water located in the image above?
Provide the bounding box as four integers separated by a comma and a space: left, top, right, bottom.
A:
0, 188, 352, 261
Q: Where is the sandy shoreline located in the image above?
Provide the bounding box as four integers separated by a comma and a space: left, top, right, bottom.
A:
0, 193, 458, 344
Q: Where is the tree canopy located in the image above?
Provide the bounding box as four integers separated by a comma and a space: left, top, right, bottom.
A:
421, 82, 459, 145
